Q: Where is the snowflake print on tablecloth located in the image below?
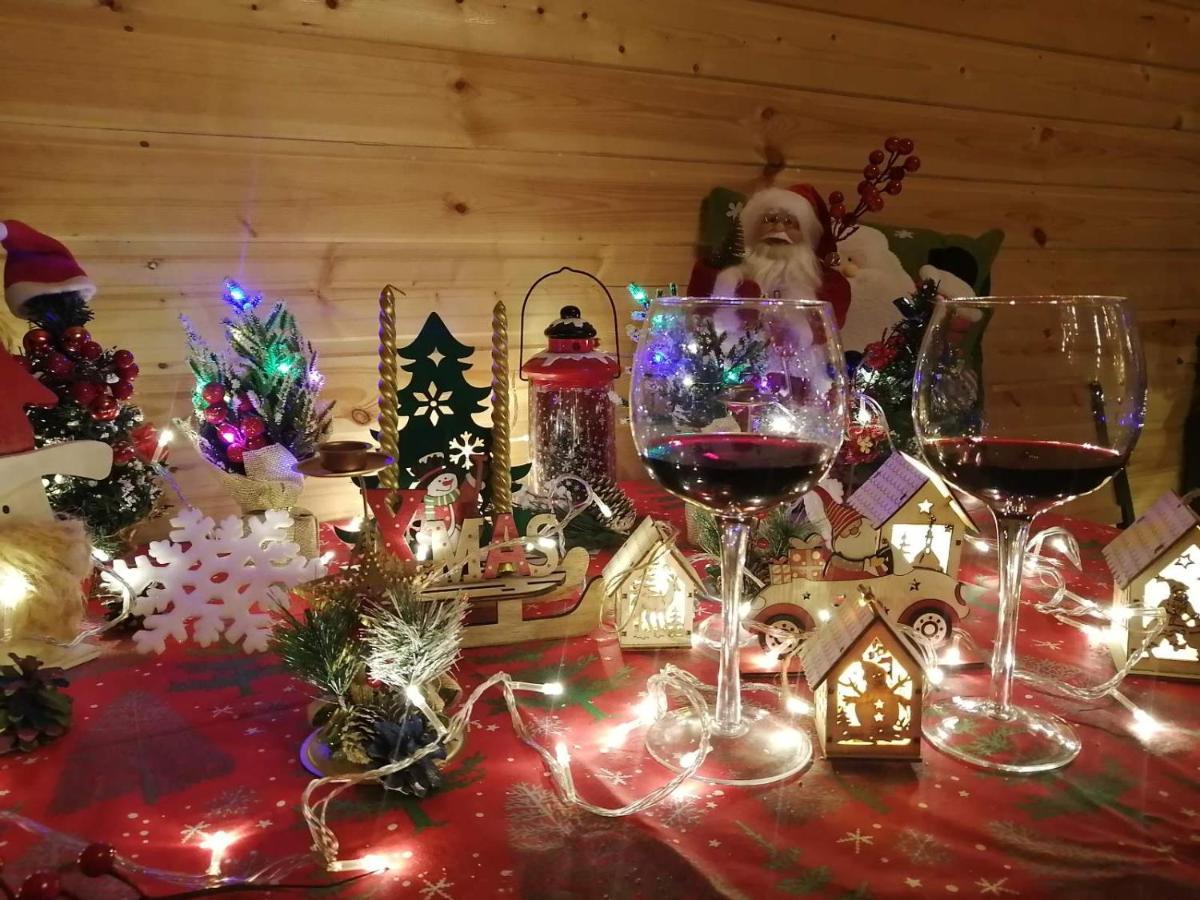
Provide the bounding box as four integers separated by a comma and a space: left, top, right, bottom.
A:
837, 828, 874, 854
896, 827, 951, 865
418, 872, 454, 899
108, 507, 324, 654
413, 386, 454, 425
595, 767, 633, 787
529, 714, 566, 740
656, 792, 704, 829
448, 431, 485, 469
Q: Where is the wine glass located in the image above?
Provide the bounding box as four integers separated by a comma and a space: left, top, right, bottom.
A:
631, 297, 846, 785
913, 296, 1146, 773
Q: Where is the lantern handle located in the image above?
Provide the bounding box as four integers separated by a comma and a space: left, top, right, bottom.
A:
517, 266, 621, 382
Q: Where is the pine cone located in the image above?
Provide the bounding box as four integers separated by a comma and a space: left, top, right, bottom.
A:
0, 655, 72, 754
367, 715, 447, 797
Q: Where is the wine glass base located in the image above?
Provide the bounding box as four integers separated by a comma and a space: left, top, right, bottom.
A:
923, 697, 1081, 774
646, 697, 813, 786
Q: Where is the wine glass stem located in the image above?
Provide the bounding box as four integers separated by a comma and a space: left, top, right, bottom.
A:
715, 516, 750, 735
991, 515, 1032, 718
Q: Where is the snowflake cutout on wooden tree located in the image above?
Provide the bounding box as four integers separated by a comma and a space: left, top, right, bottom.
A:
413, 386, 454, 425
108, 507, 324, 654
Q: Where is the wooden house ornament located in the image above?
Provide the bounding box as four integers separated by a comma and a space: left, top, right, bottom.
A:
1103, 492, 1200, 680
848, 452, 975, 580
603, 517, 703, 649
799, 591, 925, 760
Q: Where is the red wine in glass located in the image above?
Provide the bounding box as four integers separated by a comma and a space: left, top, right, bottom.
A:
642, 433, 835, 515
924, 437, 1127, 518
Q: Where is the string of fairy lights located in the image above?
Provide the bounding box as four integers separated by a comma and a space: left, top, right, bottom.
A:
1, 430, 1184, 891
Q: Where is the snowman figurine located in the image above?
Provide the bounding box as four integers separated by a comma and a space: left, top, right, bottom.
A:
412, 469, 461, 562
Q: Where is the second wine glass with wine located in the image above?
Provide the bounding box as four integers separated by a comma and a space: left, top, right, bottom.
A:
914, 295, 1146, 773
631, 297, 846, 785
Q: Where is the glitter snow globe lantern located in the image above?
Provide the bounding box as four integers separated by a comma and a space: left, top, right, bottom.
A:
521, 306, 621, 495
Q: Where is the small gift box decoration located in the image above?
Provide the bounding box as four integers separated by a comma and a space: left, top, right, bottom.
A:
800, 590, 925, 760
603, 517, 703, 650
1104, 492, 1200, 680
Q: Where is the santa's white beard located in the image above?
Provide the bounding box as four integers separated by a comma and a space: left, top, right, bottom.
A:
741, 242, 823, 300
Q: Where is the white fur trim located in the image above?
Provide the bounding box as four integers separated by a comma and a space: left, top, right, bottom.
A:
918, 264, 975, 299
6, 276, 96, 315
740, 187, 821, 249
712, 265, 744, 298
0, 222, 7, 242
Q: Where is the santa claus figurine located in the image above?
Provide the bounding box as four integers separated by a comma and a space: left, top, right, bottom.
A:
689, 183, 851, 326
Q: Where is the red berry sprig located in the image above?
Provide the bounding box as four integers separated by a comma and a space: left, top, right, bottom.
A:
828, 136, 920, 246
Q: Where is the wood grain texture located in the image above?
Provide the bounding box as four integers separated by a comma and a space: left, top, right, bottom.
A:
0, 0, 1194, 527
0, 14, 1197, 191
756, 0, 1200, 71
12, 0, 1198, 130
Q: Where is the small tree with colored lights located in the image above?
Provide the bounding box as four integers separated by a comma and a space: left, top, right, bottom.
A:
183, 280, 331, 474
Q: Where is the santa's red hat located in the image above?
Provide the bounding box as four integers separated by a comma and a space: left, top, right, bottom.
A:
739, 184, 837, 261
0, 220, 96, 318
813, 485, 863, 538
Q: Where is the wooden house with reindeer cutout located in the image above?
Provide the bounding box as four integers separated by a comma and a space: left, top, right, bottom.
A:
603, 517, 703, 649
848, 452, 976, 581
1103, 492, 1200, 680
799, 590, 925, 760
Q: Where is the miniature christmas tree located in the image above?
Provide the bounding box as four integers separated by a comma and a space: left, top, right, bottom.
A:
20, 292, 162, 552
183, 279, 331, 474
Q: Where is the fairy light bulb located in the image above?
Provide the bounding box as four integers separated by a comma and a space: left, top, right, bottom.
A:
200, 830, 237, 876
0, 565, 32, 643
542, 681, 564, 696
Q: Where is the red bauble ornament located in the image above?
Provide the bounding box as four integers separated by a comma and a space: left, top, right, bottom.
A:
856, 180, 872, 196
79, 341, 103, 361
131, 423, 162, 462
111, 380, 135, 401
22, 329, 53, 353
43, 353, 74, 379
236, 394, 256, 415
70, 380, 101, 405
201, 382, 227, 405
17, 871, 61, 900
862, 164, 880, 179
829, 202, 846, 219
888, 166, 906, 181
885, 181, 903, 195
113, 442, 135, 465
897, 137, 914, 154
225, 444, 245, 464
61, 337, 84, 358
884, 136, 900, 152
63, 326, 91, 344
244, 433, 268, 451
203, 403, 228, 424
117, 363, 140, 381
904, 155, 921, 172
866, 193, 886, 212
78, 843, 118, 878
240, 416, 266, 438
828, 190, 844, 206
868, 149, 885, 165
90, 396, 119, 422
112, 349, 135, 368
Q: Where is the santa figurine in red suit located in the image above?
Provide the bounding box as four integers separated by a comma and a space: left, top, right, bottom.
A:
687, 183, 851, 328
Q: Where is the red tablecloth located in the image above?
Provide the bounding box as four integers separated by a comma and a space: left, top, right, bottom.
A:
3, 484, 1199, 899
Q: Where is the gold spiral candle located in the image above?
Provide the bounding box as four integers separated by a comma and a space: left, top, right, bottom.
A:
489, 300, 512, 514
377, 284, 400, 490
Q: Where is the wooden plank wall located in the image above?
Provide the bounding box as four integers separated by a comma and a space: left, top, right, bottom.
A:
0, 0, 1195, 526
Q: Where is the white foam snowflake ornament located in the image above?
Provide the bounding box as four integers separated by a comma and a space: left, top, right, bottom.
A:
109, 507, 325, 654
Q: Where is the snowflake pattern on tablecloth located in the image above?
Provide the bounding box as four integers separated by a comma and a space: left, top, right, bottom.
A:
108, 507, 324, 654
529, 715, 566, 739
896, 827, 951, 865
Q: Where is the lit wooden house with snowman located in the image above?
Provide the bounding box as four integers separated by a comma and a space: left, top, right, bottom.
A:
750, 452, 976, 655
799, 590, 926, 760
1103, 492, 1200, 680
603, 517, 703, 649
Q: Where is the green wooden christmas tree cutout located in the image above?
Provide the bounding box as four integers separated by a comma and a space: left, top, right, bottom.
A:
368, 311, 528, 499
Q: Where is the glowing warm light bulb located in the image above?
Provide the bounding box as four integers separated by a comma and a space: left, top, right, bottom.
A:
679, 750, 700, 768
941, 645, 963, 667
405, 684, 425, 705
200, 830, 238, 876
0, 565, 32, 610
785, 695, 812, 716
972, 539, 990, 552
928, 666, 945, 685
542, 681, 564, 696
343, 516, 364, 533
536, 536, 557, 550
817, 608, 831, 623
555, 742, 571, 766
1130, 709, 1163, 740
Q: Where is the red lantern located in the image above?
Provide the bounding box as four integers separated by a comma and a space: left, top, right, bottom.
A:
520, 302, 621, 494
